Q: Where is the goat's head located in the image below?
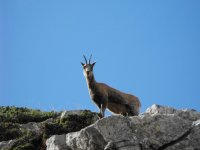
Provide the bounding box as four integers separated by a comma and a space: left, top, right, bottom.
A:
81, 55, 96, 77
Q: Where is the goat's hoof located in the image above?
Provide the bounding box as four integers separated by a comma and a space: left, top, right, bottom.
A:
98, 113, 103, 119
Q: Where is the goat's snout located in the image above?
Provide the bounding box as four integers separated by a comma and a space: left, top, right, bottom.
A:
86, 71, 90, 75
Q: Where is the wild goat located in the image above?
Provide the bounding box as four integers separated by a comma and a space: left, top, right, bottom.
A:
81, 55, 141, 118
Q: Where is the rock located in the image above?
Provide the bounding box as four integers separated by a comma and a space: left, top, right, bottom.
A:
0, 140, 15, 150
46, 105, 200, 150
46, 124, 107, 150
65, 126, 106, 150
20, 122, 40, 134
146, 104, 200, 121
60, 109, 99, 123
46, 134, 68, 150
164, 119, 200, 150
61, 110, 85, 119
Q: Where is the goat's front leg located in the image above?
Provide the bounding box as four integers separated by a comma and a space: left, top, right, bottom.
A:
101, 104, 106, 117
98, 104, 105, 119
98, 99, 107, 119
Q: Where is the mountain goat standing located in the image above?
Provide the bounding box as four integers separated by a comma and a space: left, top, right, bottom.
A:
81, 55, 141, 118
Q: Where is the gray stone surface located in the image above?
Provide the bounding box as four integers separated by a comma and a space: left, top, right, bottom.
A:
146, 104, 200, 121
46, 105, 200, 150
20, 122, 40, 134
46, 134, 68, 150
0, 140, 15, 150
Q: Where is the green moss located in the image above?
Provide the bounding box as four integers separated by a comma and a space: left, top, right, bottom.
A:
0, 106, 59, 124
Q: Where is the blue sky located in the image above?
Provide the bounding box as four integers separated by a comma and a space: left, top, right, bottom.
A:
1, 1, 200, 114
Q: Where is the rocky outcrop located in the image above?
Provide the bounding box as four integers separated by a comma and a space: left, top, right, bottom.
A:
0, 108, 98, 150
46, 104, 200, 150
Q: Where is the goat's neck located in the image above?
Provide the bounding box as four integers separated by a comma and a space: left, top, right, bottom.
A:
86, 74, 98, 94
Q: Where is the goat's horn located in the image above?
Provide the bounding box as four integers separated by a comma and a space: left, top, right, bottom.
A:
89, 54, 92, 64
83, 55, 88, 64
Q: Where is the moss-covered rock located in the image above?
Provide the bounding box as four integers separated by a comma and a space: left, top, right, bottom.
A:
0, 106, 98, 150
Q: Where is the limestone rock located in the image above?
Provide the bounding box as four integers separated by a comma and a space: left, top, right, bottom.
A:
46, 105, 200, 150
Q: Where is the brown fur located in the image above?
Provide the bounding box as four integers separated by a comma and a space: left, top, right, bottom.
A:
81, 57, 141, 118
96, 83, 141, 116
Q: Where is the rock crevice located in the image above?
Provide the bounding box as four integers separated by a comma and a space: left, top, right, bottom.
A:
157, 128, 192, 150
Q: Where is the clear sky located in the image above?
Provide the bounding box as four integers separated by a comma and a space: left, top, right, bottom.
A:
1, 1, 200, 114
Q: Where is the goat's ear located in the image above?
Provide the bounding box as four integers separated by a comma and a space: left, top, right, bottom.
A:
81, 62, 85, 66
92, 62, 96, 67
